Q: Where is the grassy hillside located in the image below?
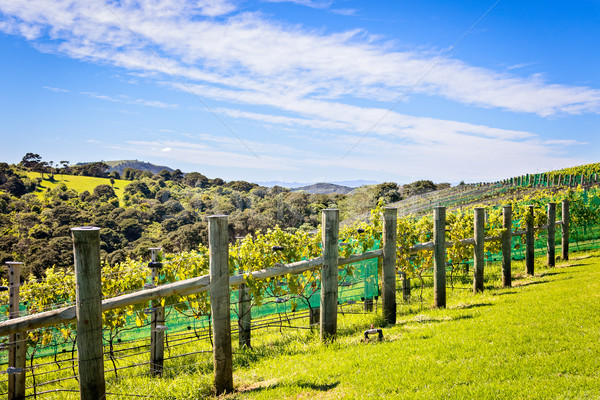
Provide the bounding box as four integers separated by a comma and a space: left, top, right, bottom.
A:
235, 254, 600, 398
26, 252, 595, 399
25, 172, 128, 200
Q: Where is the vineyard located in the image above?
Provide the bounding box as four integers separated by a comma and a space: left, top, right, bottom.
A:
1, 185, 600, 399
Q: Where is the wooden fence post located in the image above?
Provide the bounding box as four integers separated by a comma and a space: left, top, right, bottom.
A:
433, 207, 446, 308
208, 215, 233, 395
473, 207, 485, 293
562, 200, 569, 261
525, 205, 535, 275
547, 203, 556, 267
320, 209, 339, 342
238, 267, 251, 348
382, 208, 397, 324
402, 272, 411, 301
6, 261, 26, 400
502, 205, 512, 287
71, 227, 106, 400
149, 248, 165, 376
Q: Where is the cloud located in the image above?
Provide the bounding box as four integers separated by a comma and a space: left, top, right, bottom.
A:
43, 86, 69, 93
80, 91, 179, 109
262, 0, 332, 9
0, 0, 598, 118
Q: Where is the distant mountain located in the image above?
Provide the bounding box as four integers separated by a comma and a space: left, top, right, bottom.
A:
102, 160, 174, 175
291, 182, 354, 194
256, 180, 378, 188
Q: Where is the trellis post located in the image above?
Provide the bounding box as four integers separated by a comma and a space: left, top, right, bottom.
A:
238, 266, 251, 348
562, 200, 569, 261
525, 205, 535, 275
473, 207, 485, 293
72, 227, 106, 400
149, 248, 165, 376
501, 205, 512, 287
321, 209, 339, 341
382, 208, 397, 324
433, 206, 446, 308
7, 261, 26, 400
547, 203, 556, 267
208, 215, 233, 395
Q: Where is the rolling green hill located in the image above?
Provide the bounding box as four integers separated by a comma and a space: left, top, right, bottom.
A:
26, 172, 127, 200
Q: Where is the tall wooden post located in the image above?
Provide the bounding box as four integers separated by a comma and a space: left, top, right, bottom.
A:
473, 208, 485, 293
433, 207, 446, 308
402, 272, 411, 301
149, 248, 165, 376
562, 200, 569, 261
208, 215, 233, 395
320, 209, 339, 341
501, 206, 512, 287
525, 206, 535, 275
71, 227, 106, 400
547, 203, 556, 267
382, 208, 397, 324
238, 268, 251, 348
7, 262, 26, 400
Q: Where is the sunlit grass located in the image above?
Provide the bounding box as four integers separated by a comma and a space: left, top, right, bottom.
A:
7, 251, 600, 399
25, 172, 127, 200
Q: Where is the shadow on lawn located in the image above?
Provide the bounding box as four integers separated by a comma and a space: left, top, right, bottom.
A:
237, 379, 339, 394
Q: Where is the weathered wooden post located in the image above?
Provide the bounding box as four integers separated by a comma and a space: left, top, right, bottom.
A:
382, 208, 397, 324
238, 267, 251, 348
320, 209, 339, 341
149, 248, 165, 376
433, 207, 446, 308
6, 261, 26, 400
525, 205, 535, 275
208, 215, 233, 395
501, 205, 512, 287
562, 200, 569, 261
71, 227, 106, 400
402, 272, 411, 301
547, 203, 556, 267
473, 208, 485, 293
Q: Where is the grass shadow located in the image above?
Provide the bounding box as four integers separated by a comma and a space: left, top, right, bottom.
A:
491, 291, 517, 296
237, 379, 339, 395
450, 302, 493, 310
513, 279, 549, 287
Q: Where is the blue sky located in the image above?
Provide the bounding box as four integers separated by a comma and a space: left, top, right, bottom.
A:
0, 0, 598, 184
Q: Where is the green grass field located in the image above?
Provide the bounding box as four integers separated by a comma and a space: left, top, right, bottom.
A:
7, 253, 600, 399
218, 254, 600, 399
25, 172, 128, 200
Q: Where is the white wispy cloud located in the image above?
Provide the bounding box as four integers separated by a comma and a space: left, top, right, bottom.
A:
262, 0, 332, 9
0, 0, 596, 181
43, 86, 69, 93
1, 0, 597, 117
80, 91, 179, 109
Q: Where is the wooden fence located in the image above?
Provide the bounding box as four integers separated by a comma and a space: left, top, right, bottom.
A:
0, 201, 570, 398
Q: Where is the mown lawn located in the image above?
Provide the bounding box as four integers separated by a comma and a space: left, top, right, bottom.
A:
13, 252, 600, 399
222, 253, 600, 399
25, 172, 127, 200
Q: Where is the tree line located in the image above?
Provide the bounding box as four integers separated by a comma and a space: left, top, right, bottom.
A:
0, 154, 449, 279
